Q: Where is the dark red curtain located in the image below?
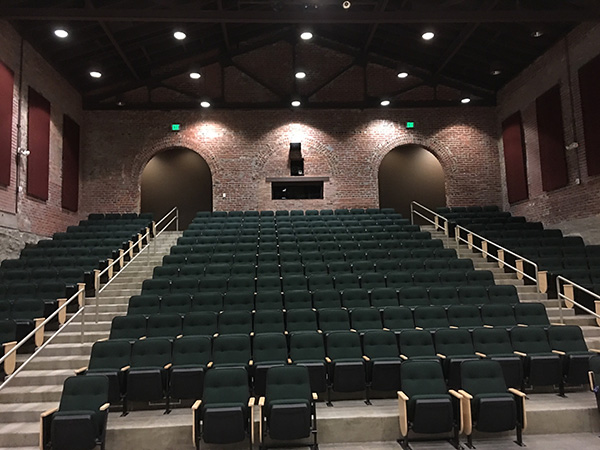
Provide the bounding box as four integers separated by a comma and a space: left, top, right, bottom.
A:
536, 85, 568, 192
502, 112, 529, 203
27, 87, 51, 201
61, 115, 79, 212
579, 53, 600, 177
0, 61, 14, 187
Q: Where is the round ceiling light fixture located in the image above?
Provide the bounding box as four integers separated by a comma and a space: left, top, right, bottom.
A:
300, 31, 313, 40
397, 71, 409, 79
380, 100, 391, 106
295, 71, 307, 79
189, 72, 201, 80
291, 100, 301, 107
89, 71, 102, 78
173, 31, 187, 40
342, 1, 351, 9
54, 29, 69, 39
461, 97, 471, 104
422, 31, 435, 41
200, 101, 211, 108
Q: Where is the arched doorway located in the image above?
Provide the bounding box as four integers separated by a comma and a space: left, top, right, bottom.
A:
378, 144, 446, 222
141, 147, 212, 229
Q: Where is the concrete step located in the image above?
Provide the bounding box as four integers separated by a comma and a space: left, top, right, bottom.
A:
0, 402, 56, 423
0, 422, 39, 447
47, 330, 109, 344
58, 321, 112, 333
0, 385, 62, 404
80, 303, 128, 314
581, 325, 600, 338
7, 369, 74, 387
496, 278, 524, 285
71, 311, 126, 322
21, 355, 88, 371
84, 295, 132, 305
37, 343, 93, 357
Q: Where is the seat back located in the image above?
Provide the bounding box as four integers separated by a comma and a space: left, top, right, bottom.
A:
212, 334, 251, 366
146, 313, 182, 339
547, 325, 589, 353
289, 331, 325, 362
203, 367, 250, 405
252, 333, 288, 363
510, 326, 552, 354
58, 375, 109, 412
266, 365, 311, 404
434, 329, 474, 356
130, 338, 172, 368
182, 311, 218, 336
172, 336, 211, 366
326, 331, 362, 360
88, 339, 131, 371
362, 330, 398, 359
400, 360, 447, 397
472, 328, 513, 355
399, 330, 437, 359
460, 359, 508, 395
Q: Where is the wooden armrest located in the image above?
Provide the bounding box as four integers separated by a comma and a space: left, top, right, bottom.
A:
312, 393, 318, 401
176, 334, 183, 339
325, 357, 332, 363
514, 351, 527, 357
192, 400, 202, 411
212, 333, 219, 338
415, 327, 424, 330
140, 336, 147, 340
317, 329, 323, 334
383, 327, 390, 331
448, 389, 463, 399
120, 365, 130, 371
74, 366, 88, 375
99, 403, 110, 411
397, 391, 409, 401
589, 348, 600, 354
517, 323, 528, 327
248, 360, 253, 366
164, 363, 172, 369
287, 358, 293, 364
41, 407, 58, 418
362, 355, 371, 362
248, 397, 256, 407
207, 361, 213, 368
458, 389, 473, 400
256, 397, 263, 407
399, 354, 408, 360
483, 324, 493, 328
449, 326, 458, 329
475, 352, 487, 358
97, 337, 108, 342
508, 388, 527, 398
437, 353, 446, 359
552, 350, 566, 356
350, 329, 357, 333
589, 371, 596, 391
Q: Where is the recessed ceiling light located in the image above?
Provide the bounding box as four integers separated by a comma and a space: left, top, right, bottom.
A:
200, 101, 211, 108
397, 72, 409, 79
54, 29, 68, 39
295, 71, 306, 79
491, 69, 502, 76
300, 31, 313, 40
189, 72, 201, 80
422, 31, 435, 41
342, 1, 351, 9
116, 100, 125, 107
531, 30, 544, 38
89, 71, 102, 78
291, 100, 301, 107
380, 100, 391, 106
174, 31, 187, 40
461, 97, 471, 104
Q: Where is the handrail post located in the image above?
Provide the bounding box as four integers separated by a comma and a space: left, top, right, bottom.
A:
410, 203, 414, 226
556, 277, 565, 325
176, 207, 179, 232
81, 304, 85, 344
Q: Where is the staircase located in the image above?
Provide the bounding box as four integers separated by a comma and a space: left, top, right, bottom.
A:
424, 225, 600, 349
0, 231, 181, 450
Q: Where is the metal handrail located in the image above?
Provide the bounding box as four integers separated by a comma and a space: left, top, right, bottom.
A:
555, 275, 600, 325
455, 225, 539, 288
410, 201, 447, 232
92, 207, 179, 322
0, 285, 85, 391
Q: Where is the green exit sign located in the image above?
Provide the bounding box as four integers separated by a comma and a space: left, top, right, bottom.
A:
171, 123, 181, 131
406, 121, 415, 129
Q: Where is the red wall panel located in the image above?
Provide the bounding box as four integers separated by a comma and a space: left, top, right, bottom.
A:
536, 85, 568, 192
61, 115, 79, 212
26, 87, 50, 201
502, 112, 529, 203
0, 61, 13, 187
579, 53, 600, 177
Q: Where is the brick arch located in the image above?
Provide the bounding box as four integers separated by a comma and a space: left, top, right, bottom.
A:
130, 135, 220, 185
369, 132, 457, 206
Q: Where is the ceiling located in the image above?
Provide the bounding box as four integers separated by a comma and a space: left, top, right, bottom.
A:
1, 0, 599, 109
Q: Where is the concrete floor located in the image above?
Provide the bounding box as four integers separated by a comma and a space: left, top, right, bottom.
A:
313, 433, 600, 449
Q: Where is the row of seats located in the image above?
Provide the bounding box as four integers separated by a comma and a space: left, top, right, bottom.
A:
116, 303, 550, 339
103, 325, 594, 399
128, 285, 521, 314
197, 208, 397, 217
153, 257, 474, 278
140, 270, 496, 296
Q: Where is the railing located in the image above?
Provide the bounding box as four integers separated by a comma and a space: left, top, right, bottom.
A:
0, 207, 179, 391
89, 207, 179, 324
0, 284, 86, 392
556, 276, 600, 326
410, 201, 541, 292
410, 202, 447, 232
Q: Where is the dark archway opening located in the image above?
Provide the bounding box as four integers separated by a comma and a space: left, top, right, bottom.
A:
141, 147, 212, 229
378, 144, 446, 223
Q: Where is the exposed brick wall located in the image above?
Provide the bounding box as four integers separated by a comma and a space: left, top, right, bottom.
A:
497, 22, 600, 226
80, 107, 501, 217
0, 20, 84, 238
